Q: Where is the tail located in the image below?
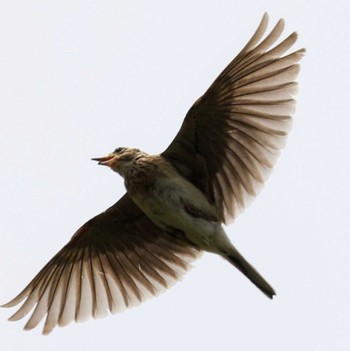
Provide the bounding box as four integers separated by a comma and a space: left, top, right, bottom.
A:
223, 246, 276, 299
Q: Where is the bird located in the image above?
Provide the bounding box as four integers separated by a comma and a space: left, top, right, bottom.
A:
2, 13, 304, 334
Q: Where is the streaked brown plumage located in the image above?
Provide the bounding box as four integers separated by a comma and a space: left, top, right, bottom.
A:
2, 13, 305, 334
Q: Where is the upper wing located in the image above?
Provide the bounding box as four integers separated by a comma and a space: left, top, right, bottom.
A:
162, 13, 305, 223
2, 194, 200, 334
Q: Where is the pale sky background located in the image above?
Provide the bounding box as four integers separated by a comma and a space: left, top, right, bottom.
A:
1, 1, 349, 350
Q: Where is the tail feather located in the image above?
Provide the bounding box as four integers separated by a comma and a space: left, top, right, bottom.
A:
224, 248, 276, 299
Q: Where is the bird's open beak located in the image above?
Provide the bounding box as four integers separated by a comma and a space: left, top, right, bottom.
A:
91, 154, 118, 167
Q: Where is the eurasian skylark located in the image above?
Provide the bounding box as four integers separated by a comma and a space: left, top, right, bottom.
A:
2, 13, 305, 334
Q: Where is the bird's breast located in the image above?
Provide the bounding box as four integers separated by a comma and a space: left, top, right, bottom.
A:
124, 159, 159, 197
125, 159, 218, 231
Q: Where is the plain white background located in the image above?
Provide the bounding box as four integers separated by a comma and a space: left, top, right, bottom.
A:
1, 1, 349, 350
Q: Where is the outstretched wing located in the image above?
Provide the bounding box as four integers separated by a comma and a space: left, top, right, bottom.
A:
162, 13, 305, 223
2, 194, 200, 334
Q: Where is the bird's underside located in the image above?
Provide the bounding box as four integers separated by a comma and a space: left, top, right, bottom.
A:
2, 13, 305, 334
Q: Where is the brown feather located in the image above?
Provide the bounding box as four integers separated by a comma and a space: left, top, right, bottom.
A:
162, 14, 305, 223
2, 195, 200, 334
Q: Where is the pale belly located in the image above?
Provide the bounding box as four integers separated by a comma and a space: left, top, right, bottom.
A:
128, 174, 229, 252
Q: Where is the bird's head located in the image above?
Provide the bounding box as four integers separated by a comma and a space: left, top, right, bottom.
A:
92, 147, 145, 177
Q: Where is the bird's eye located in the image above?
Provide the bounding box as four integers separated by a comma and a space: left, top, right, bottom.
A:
114, 147, 124, 154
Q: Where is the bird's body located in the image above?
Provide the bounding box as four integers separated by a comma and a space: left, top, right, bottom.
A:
2, 13, 305, 334
122, 153, 220, 246
97, 148, 276, 298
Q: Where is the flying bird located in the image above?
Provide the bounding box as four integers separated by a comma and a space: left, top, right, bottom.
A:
2, 13, 304, 334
